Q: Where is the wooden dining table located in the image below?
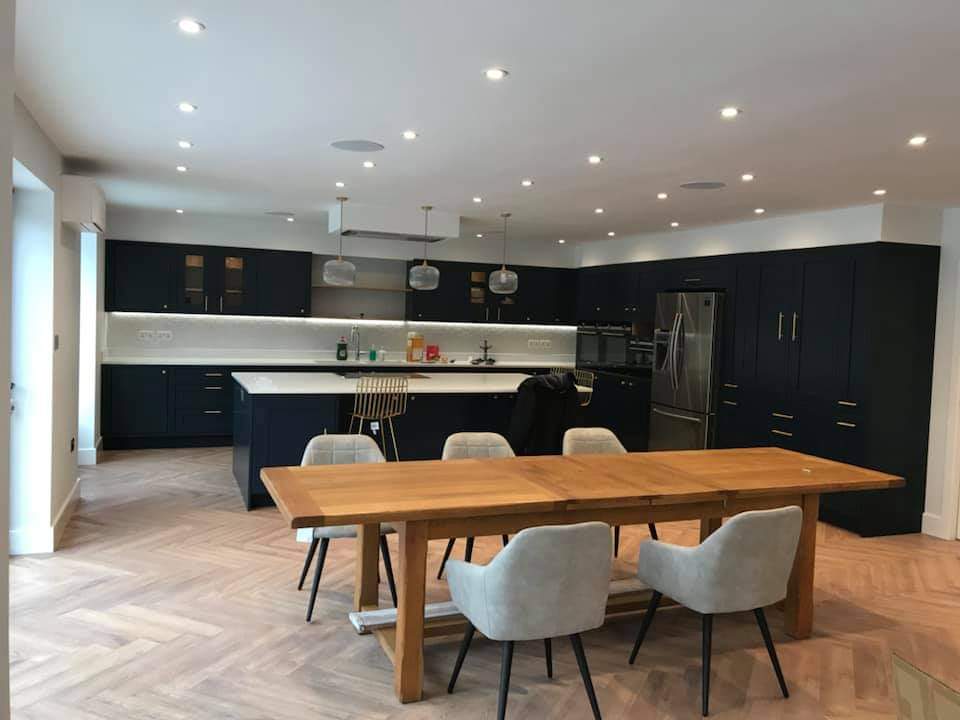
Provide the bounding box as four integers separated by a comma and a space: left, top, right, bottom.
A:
261, 447, 902, 704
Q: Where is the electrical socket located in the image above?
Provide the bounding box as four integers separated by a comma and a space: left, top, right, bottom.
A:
156, 330, 173, 342
137, 330, 156, 343
527, 339, 552, 350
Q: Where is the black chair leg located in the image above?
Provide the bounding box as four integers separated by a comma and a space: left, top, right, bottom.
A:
464, 536, 475, 563
380, 536, 398, 608
647, 523, 659, 540
629, 590, 662, 664
297, 537, 319, 590
498, 641, 514, 720
501, 534, 510, 547
754, 608, 789, 698
447, 622, 476, 693
305, 538, 329, 622
613, 526, 620, 557
702, 614, 713, 716
437, 538, 457, 579
570, 633, 602, 720
544, 638, 553, 678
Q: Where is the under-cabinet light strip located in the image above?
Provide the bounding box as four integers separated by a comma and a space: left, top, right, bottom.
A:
107, 312, 578, 333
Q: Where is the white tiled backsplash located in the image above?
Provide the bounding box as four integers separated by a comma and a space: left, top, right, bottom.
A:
104, 313, 577, 364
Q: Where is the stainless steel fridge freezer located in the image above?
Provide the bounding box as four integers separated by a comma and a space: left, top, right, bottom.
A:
648, 291, 723, 450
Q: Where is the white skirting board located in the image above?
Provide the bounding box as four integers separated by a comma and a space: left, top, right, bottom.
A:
348, 577, 650, 634
9, 478, 81, 555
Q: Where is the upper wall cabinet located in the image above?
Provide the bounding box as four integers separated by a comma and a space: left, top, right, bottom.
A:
105, 240, 312, 317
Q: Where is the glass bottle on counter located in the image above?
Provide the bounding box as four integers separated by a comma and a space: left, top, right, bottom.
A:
336, 336, 348, 361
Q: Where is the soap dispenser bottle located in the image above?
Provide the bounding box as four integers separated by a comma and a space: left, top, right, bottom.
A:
336, 336, 348, 361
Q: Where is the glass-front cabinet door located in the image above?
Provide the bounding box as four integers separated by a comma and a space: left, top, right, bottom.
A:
175, 249, 209, 313
218, 251, 257, 314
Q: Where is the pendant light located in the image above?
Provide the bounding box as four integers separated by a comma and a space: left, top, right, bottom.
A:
322, 196, 356, 286
408, 205, 440, 290
488, 212, 519, 294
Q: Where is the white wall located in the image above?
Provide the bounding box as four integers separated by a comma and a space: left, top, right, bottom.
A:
923, 207, 960, 540
12, 95, 80, 550
77, 231, 103, 464
1, 0, 15, 712
107, 205, 578, 268
578, 204, 886, 266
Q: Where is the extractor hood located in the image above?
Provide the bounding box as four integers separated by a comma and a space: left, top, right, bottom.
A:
328, 203, 460, 243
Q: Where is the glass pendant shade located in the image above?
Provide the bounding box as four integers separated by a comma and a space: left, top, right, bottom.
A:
322, 257, 356, 286
489, 211, 518, 294
409, 261, 440, 291
324, 195, 356, 286
409, 204, 440, 290
489, 265, 519, 294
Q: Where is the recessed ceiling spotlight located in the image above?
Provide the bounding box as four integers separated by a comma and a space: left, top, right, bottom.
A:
476, 233, 483, 238
175, 208, 184, 214
402, 130, 418, 140
607, 231, 616, 237
484, 67, 509, 81
557, 238, 566, 244
741, 173, 755, 182
286, 216, 295, 222
473, 196, 483, 203
657, 192, 668, 200
754, 208, 766, 215
720, 106, 741, 119
362, 160, 375, 168
873, 188, 888, 196
521, 178, 534, 187
177, 139, 193, 149
594, 207, 604, 214
908, 135, 928, 147
587, 155, 603, 165
335, 181, 345, 188
671, 221, 680, 228
176, 165, 188, 172
177, 18, 206, 34
178, 101, 197, 113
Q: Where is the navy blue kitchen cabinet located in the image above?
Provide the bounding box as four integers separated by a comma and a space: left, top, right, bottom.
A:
105, 240, 311, 317
105, 241, 176, 312
102, 365, 170, 438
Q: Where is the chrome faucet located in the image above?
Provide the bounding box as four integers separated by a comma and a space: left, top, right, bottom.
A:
350, 325, 361, 361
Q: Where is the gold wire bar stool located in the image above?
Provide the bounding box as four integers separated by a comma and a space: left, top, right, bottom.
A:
348, 374, 409, 461
551, 367, 595, 407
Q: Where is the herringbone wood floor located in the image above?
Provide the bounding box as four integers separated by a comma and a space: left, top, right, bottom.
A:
9, 447, 960, 719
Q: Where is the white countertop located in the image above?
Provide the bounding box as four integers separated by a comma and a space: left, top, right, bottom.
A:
103, 355, 572, 369
232, 371, 589, 396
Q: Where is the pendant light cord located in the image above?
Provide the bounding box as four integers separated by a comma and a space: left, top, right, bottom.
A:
336, 196, 347, 260
422, 206, 431, 266
501, 213, 509, 269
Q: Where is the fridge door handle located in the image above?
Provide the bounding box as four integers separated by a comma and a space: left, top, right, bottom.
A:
792, 312, 799, 342
652, 407, 703, 424
666, 312, 680, 389
777, 311, 784, 341
673, 312, 685, 390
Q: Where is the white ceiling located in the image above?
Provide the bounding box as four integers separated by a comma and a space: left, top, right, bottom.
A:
13, 0, 960, 243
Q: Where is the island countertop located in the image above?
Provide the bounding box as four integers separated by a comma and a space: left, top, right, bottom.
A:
232, 371, 589, 395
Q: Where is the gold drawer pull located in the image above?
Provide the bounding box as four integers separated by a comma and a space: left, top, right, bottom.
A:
203, 410, 223, 415
722, 400, 738, 407
772, 412, 794, 420
204, 372, 224, 378
771, 429, 794, 438
837, 400, 857, 407
204, 386, 223, 390
722, 383, 738, 389
836, 421, 857, 428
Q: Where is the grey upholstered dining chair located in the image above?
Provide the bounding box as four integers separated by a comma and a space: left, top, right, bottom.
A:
562, 427, 658, 555
297, 434, 398, 622
446, 522, 612, 720
436, 432, 514, 579
628, 506, 803, 716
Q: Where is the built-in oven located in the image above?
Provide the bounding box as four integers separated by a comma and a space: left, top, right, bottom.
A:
577, 324, 653, 371
576, 326, 602, 365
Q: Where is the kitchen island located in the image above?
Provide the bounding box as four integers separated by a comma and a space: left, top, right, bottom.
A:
232, 371, 580, 509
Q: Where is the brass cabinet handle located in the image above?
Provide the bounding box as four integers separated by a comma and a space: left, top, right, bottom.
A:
204, 295, 208, 312
204, 373, 224, 378
204, 386, 223, 391
777, 312, 784, 341
722, 383, 739, 389
838, 400, 858, 407
792, 312, 799, 342
220, 296, 223, 313
772, 412, 794, 420
771, 429, 794, 438
836, 421, 857, 428
684, 277, 702, 283
722, 400, 739, 406
203, 410, 223, 415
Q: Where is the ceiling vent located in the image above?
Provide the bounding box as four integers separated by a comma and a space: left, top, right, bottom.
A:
330, 139, 384, 152
328, 203, 460, 243
680, 181, 727, 190
341, 228, 446, 243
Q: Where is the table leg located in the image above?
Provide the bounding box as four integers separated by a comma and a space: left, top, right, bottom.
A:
354, 523, 380, 612
395, 520, 429, 703
699, 516, 722, 542
784, 494, 818, 639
